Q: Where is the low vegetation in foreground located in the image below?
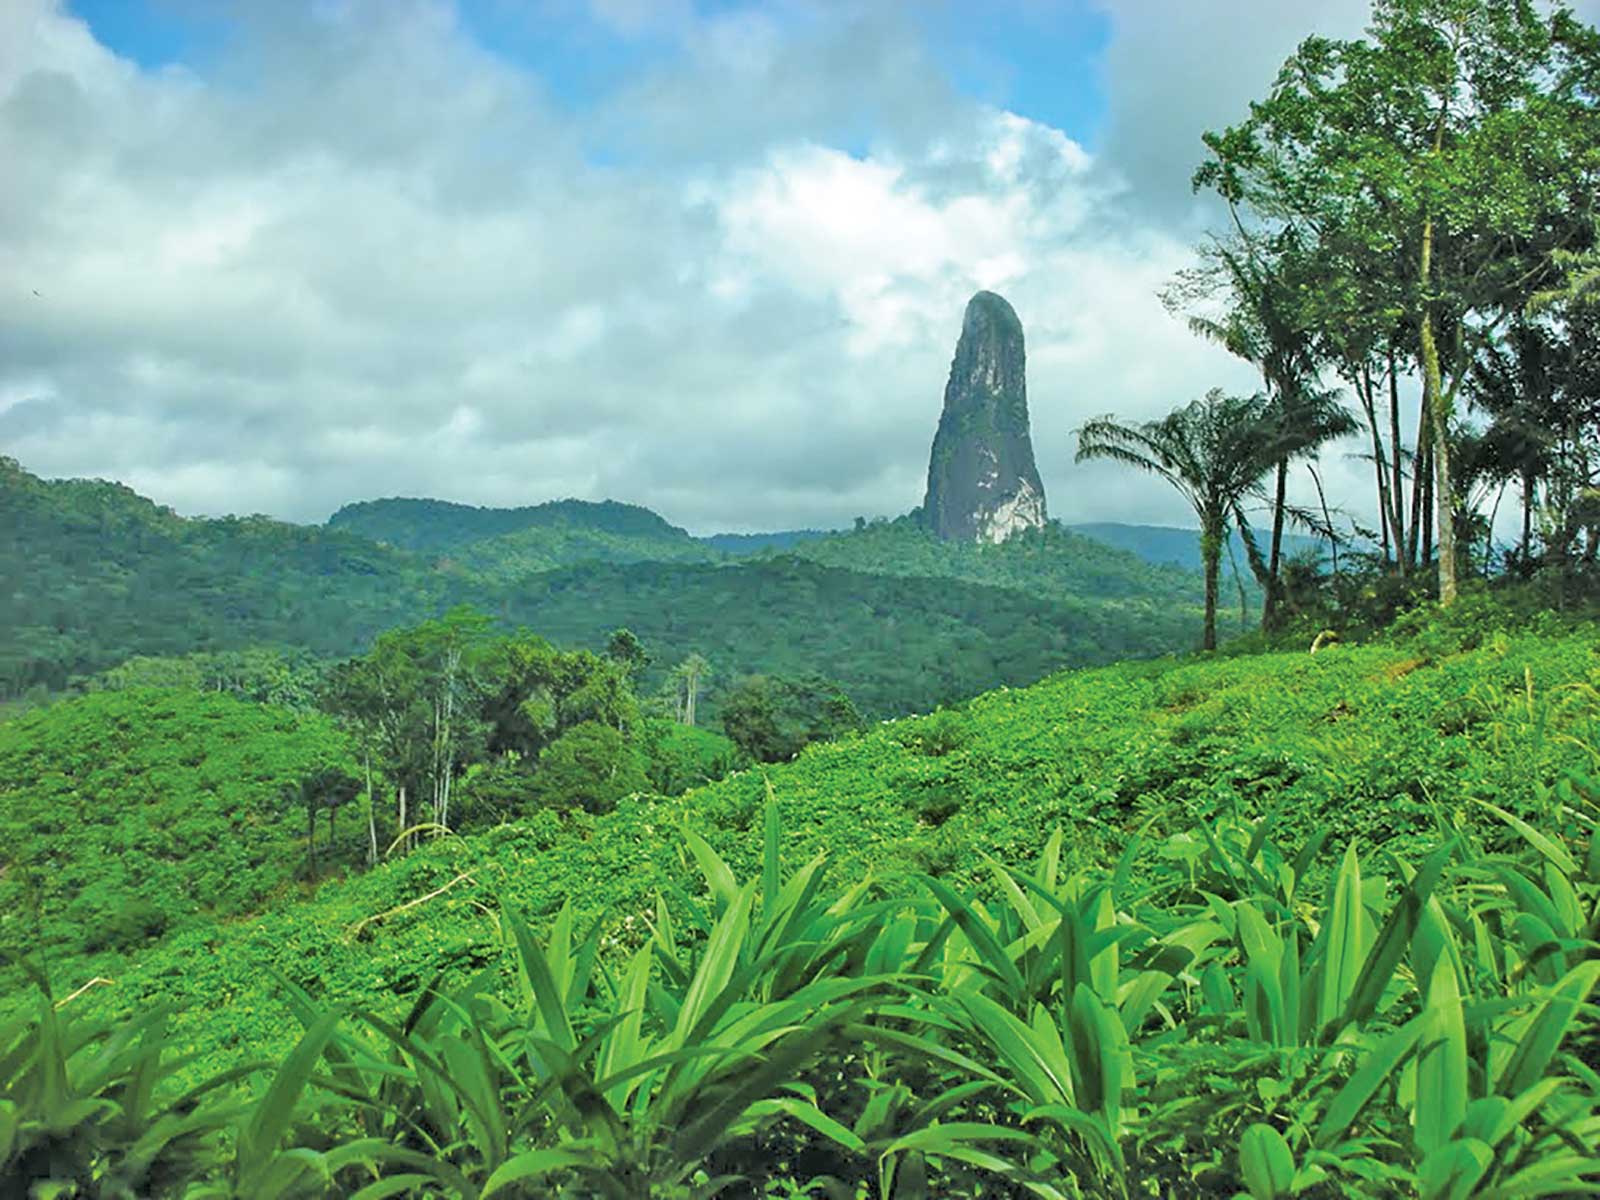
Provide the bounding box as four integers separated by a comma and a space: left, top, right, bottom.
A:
3, 606, 1597, 1197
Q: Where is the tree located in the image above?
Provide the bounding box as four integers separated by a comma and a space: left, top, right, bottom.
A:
1529, 219, 1600, 314
605, 628, 650, 677
1195, 0, 1600, 605
1076, 390, 1281, 651
1167, 233, 1356, 626
529, 722, 647, 814
720, 674, 863, 763
671, 654, 711, 727
284, 765, 360, 881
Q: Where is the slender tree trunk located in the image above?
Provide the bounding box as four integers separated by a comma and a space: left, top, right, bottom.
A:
1200, 519, 1221, 651
307, 799, 317, 881
1418, 101, 1457, 604
1521, 468, 1535, 563
1420, 444, 1435, 568
1486, 480, 1507, 577
1226, 534, 1248, 632
1263, 458, 1288, 629
1388, 347, 1408, 573
1309, 463, 1339, 582
1408, 401, 1431, 570
398, 784, 407, 854
1359, 365, 1392, 565
364, 753, 377, 867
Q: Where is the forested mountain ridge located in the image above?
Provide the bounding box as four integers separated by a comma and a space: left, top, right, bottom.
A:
0, 456, 474, 698
327, 494, 698, 552
780, 515, 1204, 605
493, 555, 1197, 716
1, 457, 1203, 717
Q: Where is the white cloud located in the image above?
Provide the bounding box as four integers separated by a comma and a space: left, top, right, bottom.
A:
0, 0, 1446, 540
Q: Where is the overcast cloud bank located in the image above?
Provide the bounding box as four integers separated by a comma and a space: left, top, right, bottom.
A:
7, 0, 1540, 535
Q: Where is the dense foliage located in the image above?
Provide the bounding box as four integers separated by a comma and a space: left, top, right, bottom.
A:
8, 764, 1598, 1196
479, 557, 1199, 720
781, 517, 1202, 608
0, 457, 472, 701
1178, 0, 1600, 612
0, 689, 351, 965
719, 673, 864, 763
18, 614, 1592, 1086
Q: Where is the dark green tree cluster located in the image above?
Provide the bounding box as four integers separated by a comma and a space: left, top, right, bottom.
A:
320, 611, 650, 847
1100, 0, 1600, 640
719, 673, 865, 762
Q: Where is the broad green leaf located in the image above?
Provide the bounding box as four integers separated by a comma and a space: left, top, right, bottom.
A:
925, 875, 1027, 1001
502, 902, 576, 1052
1239, 1123, 1295, 1200
1495, 960, 1600, 1098
1319, 843, 1367, 1030
1315, 1017, 1425, 1148
236, 1008, 342, 1192
1339, 838, 1454, 1034
685, 828, 740, 911
481, 1146, 600, 1197
1416, 1137, 1492, 1200
1474, 799, 1578, 876
1415, 955, 1468, 1155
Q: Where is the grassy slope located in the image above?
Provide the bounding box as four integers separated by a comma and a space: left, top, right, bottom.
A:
0, 689, 350, 964
48, 618, 1598, 1080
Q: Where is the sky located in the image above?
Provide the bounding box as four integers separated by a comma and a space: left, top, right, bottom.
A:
2, 0, 1570, 535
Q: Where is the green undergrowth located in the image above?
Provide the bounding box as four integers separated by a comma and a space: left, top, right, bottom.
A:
0, 690, 350, 968
35, 621, 1598, 1087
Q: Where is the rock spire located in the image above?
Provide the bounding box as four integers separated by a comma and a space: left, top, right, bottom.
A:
920, 290, 1048, 543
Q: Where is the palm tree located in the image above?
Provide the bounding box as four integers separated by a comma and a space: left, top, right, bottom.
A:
1172, 234, 1358, 627
1077, 389, 1280, 651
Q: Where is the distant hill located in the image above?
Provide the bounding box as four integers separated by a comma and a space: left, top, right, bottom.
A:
701, 530, 832, 554
782, 516, 1203, 607
1068, 521, 1327, 574
328, 495, 695, 553
0, 457, 474, 697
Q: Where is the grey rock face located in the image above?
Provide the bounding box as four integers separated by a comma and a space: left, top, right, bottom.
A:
921, 291, 1048, 543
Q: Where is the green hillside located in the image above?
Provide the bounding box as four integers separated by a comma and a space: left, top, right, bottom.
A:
326, 495, 697, 553
0, 689, 350, 965
37, 611, 1596, 1080
0, 457, 476, 699
496, 556, 1196, 717
783, 516, 1204, 606
445, 522, 722, 581
9, 606, 1595, 1197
